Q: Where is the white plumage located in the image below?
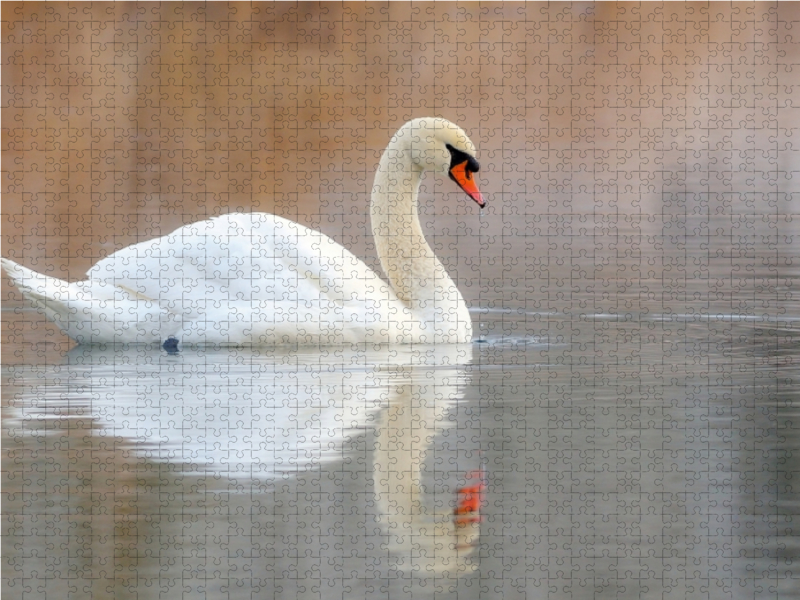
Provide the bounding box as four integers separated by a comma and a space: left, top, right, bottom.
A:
3, 117, 484, 345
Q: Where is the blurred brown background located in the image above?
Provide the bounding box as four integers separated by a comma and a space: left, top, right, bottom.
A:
3, 2, 799, 352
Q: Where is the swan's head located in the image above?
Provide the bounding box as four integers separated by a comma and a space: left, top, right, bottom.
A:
392, 117, 485, 208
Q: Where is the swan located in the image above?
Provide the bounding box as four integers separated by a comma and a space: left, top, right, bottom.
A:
2, 117, 485, 346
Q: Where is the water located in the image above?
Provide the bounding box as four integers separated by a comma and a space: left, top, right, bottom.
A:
3, 267, 799, 599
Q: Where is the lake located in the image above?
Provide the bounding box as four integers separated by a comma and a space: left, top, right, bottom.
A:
3, 220, 799, 598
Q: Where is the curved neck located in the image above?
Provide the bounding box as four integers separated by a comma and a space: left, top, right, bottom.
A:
370, 150, 450, 305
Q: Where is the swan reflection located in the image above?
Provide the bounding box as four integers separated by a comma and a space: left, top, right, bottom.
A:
4, 343, 484, 582
373, 357, 484, 574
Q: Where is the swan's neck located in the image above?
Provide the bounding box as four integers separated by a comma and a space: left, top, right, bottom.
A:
370, 152, 455, 307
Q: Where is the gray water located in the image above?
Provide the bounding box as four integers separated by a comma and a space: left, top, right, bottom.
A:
3, 223, 800, 600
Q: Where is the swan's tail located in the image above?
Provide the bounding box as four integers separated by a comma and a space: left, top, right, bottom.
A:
2, 257, 179, 344
2, 257, 72, 304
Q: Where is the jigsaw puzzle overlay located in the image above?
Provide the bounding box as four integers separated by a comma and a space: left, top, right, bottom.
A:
2, 3, 799, 599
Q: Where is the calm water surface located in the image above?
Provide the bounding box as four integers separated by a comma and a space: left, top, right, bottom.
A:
3, 224, 800, 600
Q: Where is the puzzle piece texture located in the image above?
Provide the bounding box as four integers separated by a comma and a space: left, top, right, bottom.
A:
3, 3, 800, 600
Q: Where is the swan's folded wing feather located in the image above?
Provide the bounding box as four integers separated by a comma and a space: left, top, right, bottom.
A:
2, 258, 178, 343
87, 213, 403, 325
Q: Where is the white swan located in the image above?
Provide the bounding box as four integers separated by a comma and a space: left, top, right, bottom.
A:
2, 117, 485, 346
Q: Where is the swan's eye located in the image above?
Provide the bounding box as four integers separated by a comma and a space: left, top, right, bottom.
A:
445, 144, 480, 174
445, 144, 485, 207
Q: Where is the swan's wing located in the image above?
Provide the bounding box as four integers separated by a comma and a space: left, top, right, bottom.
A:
2, 257, 178, 343
87, 213, 398, 315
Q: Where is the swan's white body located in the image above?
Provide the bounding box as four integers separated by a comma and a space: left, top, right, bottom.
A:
2, 118, 483, 346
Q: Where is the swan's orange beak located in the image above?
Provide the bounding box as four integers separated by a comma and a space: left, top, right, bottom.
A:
454, 468, 486, 526
450, 160, 486, 208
